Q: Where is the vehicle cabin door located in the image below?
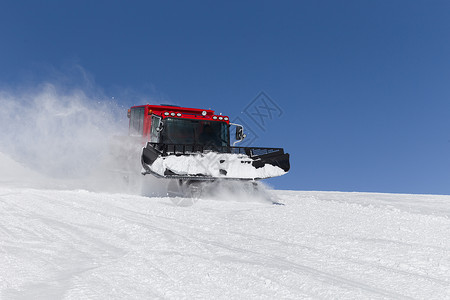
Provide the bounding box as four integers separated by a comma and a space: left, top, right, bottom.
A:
129, 107, 145, 136
150, 115, 161, 143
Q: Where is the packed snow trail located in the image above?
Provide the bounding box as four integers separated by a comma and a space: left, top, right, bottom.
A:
1, 186, 449, 299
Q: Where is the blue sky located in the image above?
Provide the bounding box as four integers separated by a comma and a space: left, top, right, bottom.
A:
1, 1, 450, 194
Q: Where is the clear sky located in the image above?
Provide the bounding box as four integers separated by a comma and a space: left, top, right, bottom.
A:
1, 0, 450, 194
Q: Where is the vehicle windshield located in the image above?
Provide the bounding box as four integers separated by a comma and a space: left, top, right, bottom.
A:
161, 118, 229, 147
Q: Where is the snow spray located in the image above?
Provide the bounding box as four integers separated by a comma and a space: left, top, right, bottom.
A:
0, 83, 165, 194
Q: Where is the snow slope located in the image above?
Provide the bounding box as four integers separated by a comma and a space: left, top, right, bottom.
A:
1, 154, 449, 299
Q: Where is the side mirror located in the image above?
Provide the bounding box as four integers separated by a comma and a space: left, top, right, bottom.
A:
235, 126, 246, 141
156, 122, 164, 132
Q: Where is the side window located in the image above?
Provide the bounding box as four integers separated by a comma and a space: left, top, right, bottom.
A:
150, 115, 161, 143
129, 108, 145, 136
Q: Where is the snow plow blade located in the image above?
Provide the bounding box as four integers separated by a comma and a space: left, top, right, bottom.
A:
141, 142, 290, 180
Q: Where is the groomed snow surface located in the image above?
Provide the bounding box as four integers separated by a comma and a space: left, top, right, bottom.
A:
1, 154, 450, 299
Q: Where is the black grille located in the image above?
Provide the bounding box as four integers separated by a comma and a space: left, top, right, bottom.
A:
147, 142, 283, 158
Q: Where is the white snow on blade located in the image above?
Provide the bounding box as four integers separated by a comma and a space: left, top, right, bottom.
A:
150, 152, 286, 179
1, 161, 450, 298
